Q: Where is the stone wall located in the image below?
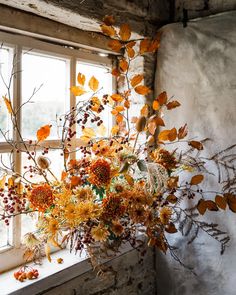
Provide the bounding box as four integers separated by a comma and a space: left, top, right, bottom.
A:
40, 248, 156, 295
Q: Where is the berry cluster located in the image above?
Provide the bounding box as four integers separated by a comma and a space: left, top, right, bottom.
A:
14, 267, 39, 282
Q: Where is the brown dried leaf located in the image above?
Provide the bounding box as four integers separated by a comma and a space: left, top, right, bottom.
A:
215, 195, 227, 210
188, 141, 203, 150
178, 124, 188, 139
140, 104, 149, 117
157, 91, 167, 105
119, 24, 131, 41
148, 121, 156, 135
190, 174, 204, 185
197, 199, 207, 215
205, 200, 219, 211
166, 100, 181, 110
166, 194, 178, 204
100, 24, 116, 37
108, 39, 123, 52
165, 222, 177, 234
103, 15, 115, 26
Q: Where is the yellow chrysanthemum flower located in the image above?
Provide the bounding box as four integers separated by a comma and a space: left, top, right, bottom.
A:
91, 224, 109, 242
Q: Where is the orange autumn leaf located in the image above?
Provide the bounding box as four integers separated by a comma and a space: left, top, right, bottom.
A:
148, 39, 160, 52
130, 74, 143, 87
124, 100, 130, 109
139, 39, 150, 54
119, 59, 128, 72
155, 117, 165, 126
190, 174, 204, 185
188, 140, 203, 150
88, 76, 99, 92
140, 104, 149, 117
37, 125, 51, 142
77, 72, 85, 86
166, 100, 181, 110
71, 86, 86, 96
111, 68, 120, 77
126, 41, 136, 48
90, 97, 101, 112
108, 39, 123, 52
111, 94, 123, 102
111, 125, 119, 135
197, 199, 207, 215
100, 24, 116, 37
70, 176, 81, 187
116, 113, 123, 123
215, 195, 227, 210
61, 171, 67, 181
178, 124, 188, 139
3, 96, 13, 114
152, 100, 160, 111
134, 85, 151, 95
127, 47, 135, 58
205, 200, 218, 211
157, 91, 167, 105
119, 24, 131, 41
148, 121, 156, 135
103, 15, 115, 26
158, 128, 177, 142
63, 147, 70, 163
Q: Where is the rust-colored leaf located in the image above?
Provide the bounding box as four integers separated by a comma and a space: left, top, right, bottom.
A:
88, 76, 99, 92
61, 171, 67, 181
148, 121, 156, 135
111, 93, 123, 102
71, 85, 86, 96
166, 100, 181, 110
190, 174, 204, 185
140, 104, 149, 117
70, 176, 81, 187
165, 222, 177, 234
119, 24, 131, 41
168, 128, 177, 141
139, 39, 150, 54
134, 85, 151, 95
126, 41, 136, 48
152, 100, 160, 111
116, 113, 123, 123
77, 72, 85, 86
148, 39, 160, 52
215, 195, 227, 210
166, 194, 178, 204
119, 59, 128, 72
136, 116, 146, 132
37, 125, 51, 142
100, 24, 116, 37
124, 99, 130, 109
3, 96, 13, 114
155, 117, 165, 127
178, 124, 188, 140
127, 47, 135, 58
197, 199, 207, 215
205, 200, 219, 211
225, 193, 236, 213
188, 141, 203, 150
108, 39, 123, 52
130, 74, 143, 87
157, 91, 167, 105
103, 15, 115, 26
111, 68, 120, 77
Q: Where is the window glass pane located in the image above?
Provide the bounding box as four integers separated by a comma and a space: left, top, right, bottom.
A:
0, 153, 13, 248
0, 47, 13, 141
21, 51, 69, 139
76, 62, 113, 135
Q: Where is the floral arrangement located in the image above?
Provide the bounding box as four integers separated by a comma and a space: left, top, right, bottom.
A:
0, 16, 236, 279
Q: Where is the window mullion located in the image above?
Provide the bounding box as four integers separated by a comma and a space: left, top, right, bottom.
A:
12, 44, 22, 248
70, 56, 77, 160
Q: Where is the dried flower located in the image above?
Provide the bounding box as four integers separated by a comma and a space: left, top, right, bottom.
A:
88, 158, 111, 187
159, 207, 172, 225
37, 156, 50, 170
28, 184, 54, 212
91, 224, 109, 242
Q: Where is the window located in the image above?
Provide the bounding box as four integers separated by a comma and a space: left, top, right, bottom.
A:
0, 30, 114, 272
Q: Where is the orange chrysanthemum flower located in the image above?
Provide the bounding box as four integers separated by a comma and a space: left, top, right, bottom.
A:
101, 193, 125, 221
29, 184, 54, 212
88, 158, 111, 187
159, 207, 172, 225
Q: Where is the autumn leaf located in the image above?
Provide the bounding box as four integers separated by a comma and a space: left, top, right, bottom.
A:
166, 194, 178, 204
124, 99, 130, 108
225, 193, 236, 213
215, 195, 227, 210
111, 125, 119, 135
111, 68, 120, 77
135, 85, 151, 95
90, 96, 101, 112
124, 174, 134, 186
136, 116, 146, 132
23, 249, 34, 262
98, 124, 107, 136
37, 125, 51, 141
71, 86, 86, 96
82, 127, 95, 138
63, 147, 70, 163
3, 96, 13, 114
116, 113, 123, 123
140, 104, 149, 117
190, 174, 204, 185
148, 121, 156, 135
165, 223, 177, 234
168, 176, 179, 188
157, 91, 167, 105
108, 39, 123, 52
61, 171, 67, 181
197, 199, 207, 215
148, 39, 160, 52
166, 100, 181, 110
88, 76, 99, 92
77, 72, 85, 86
130, 74, 143, 88
188, 140, 203, 150
127, 47, 135, 58
126, 41, 136, 48
158, 128, 177, 142
178, 124, 188, 139
100, 24, 116, 37
70, 176, 81, 187
155, 117, 165, 126
152, 100, 160, 111
205, 200, 218, 211
103, 15, 115, 26
140, 39, 150, 54
119, 59, 128, 72
111, 94, 123, 102
119, 24, 131, 41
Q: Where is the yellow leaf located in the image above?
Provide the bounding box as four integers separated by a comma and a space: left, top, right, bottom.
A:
100, 24, 116, 37
0, 175, 6, 189
37, 125, 51, 142
77, 72, 85, 86
80, 135, 91, 143
115, 105, 125, 112
111, 94, 123, 102
140, 104, 149, 117
135, 85, 151, 95
90, 96, 101, 112
108, 39, 123, 52
98, 124, 106, 136
157, 91, 167, 105
71, 86, 86, 96
83, 127, 95, 138
45, 243, 51, 262
190, 174, 204, 185
119, 59, 128, 72
130, 74, 143, 88
111, 125, 119, 135
152, 100, 160, 111
127, 47, 135, 58
88, 76, 99, 92
119, 24, 131, 41
3, 96, 13, 114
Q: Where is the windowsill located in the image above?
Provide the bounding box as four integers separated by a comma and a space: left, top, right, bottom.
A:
0, 241, 138, 295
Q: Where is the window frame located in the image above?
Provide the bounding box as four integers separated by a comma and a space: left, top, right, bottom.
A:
0, 30, 116, 272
